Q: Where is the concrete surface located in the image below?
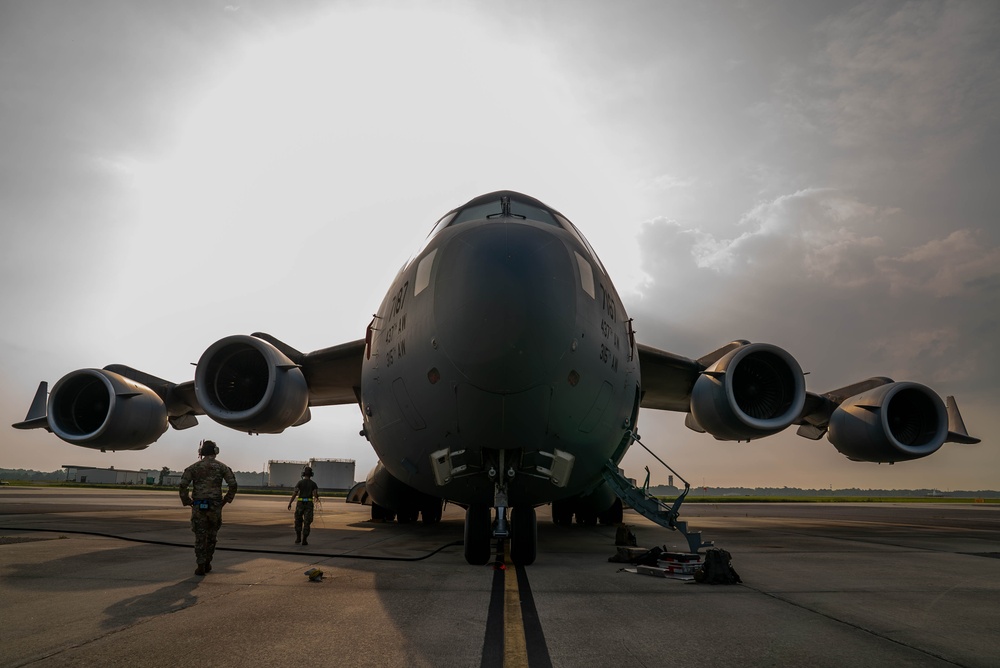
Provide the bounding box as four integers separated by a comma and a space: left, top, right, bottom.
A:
1, 488, 998, 667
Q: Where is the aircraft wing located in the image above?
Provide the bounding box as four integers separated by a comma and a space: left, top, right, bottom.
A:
795, 378, 980, 446
300, 338, 366, 406
636, 338, 978, 462
636, 343, 703, 411
636, 340, 747, 411
251, 332, 365, 406
122, 332, 366, 412
12, 332, 368, 451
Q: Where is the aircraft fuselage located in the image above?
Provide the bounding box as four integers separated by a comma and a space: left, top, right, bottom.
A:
360, 191, 640, 508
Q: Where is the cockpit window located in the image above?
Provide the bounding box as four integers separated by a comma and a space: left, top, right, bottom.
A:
450, 202, 501, 226
506, 200, 560, 227
418, 192, 585, 265
557, 213, 607, 274
425, 212, 456, 241
448, 195, 562, 228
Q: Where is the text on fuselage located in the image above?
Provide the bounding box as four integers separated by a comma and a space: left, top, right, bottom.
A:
383, 280, 409, 367
599, 283, 622, 373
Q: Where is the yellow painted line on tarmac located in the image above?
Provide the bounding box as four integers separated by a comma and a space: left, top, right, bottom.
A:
502, 543, 529, 668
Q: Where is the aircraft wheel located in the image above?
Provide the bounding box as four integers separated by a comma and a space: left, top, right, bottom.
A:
551, 500, 574, 526
464, 504, 492, 565
396, 508, 419, 524
371, 503, 395, 522
576, 508, 598, 526
510, 506, 537, 566
598, 498, 624, 525
421, 502, 443, 524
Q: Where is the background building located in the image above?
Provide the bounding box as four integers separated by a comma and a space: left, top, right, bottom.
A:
267, 458, 356, 490
267, 460, 308, 488
308, 458, 356, 491
62, 465, 147, 485
235, 471, 268, 487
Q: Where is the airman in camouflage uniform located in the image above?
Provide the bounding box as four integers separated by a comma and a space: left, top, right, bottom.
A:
179, 440, 237, 575
288, 466, 320, 545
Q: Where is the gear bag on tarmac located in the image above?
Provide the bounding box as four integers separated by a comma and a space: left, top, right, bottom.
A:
694, 548, 741, 584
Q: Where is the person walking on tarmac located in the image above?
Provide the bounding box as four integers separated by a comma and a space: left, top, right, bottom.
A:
179, 440, 237, 575
288, 466, 320, 545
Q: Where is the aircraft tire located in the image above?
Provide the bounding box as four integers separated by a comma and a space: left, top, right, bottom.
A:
396, 508, 419, 524
597, 497, 624, 525
371, 503, 395, 522
551, 501, 574, 526
421, 502, 443, 524
510, 506, 537, 566
464, 504, 492, 565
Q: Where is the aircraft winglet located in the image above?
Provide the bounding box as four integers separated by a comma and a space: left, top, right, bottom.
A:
945, 396, 980, 445
12, 381, 50, 431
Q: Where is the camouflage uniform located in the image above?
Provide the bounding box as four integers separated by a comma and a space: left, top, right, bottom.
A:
290, 477, 320, 544
179, 456, 237, 570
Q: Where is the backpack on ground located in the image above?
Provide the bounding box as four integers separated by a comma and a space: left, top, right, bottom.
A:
694, 548, 741, 584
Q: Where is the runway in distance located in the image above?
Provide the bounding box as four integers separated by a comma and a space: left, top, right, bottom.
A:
13, 190, 981, 565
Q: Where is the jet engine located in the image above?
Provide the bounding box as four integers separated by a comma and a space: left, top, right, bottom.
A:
827, 382, 947, 463
47, 369, 168, 450
195, 334, 309, 433
689, 343, 806, 441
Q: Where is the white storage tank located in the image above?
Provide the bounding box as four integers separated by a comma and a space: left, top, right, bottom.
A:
267, 460, 308, 488
308, 458, 356, 491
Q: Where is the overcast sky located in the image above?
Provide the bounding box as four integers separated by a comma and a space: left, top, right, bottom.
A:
2, 1, 997, 490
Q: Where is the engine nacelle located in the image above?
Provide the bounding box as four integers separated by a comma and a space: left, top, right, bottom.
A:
195, 335, 309, 433
48, 369, 167, 450
828, 382, 947, 463
689, 343, 806, 441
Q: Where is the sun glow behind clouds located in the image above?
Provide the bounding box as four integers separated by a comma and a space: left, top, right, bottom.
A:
89, 5, 645, 473
134, 7, 609, 226
119, 6, 641, 311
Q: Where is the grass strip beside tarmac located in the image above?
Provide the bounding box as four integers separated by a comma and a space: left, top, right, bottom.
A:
665, 495, 999, 503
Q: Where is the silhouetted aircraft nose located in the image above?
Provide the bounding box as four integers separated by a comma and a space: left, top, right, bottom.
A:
434, 222, 576, 392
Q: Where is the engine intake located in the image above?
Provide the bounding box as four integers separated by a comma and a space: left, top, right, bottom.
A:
48, 369, 167, 450
828, 382, 947, 462
195, 335, 310, 433
689, 343, 806, 440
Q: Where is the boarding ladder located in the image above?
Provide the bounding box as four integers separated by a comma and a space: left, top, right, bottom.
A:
601, 432, 713, 554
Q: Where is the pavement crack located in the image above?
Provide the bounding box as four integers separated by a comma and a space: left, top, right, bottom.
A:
740, 583, 969, 667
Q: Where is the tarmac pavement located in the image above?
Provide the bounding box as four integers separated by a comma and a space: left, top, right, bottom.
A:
1, 488, 998, 667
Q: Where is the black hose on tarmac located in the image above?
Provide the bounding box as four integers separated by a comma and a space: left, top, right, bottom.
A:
0, 526, 464, 562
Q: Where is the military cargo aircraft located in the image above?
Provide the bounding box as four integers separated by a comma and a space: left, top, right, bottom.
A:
13, 190, 980, 565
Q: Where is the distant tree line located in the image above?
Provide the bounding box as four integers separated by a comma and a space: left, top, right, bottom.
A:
648, 485, 1000, 498
0, 468, 265, 485
0, 468, 64, 482
2, 468, 994, 496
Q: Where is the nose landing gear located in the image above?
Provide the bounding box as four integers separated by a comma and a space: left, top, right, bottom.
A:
463, 485, 537, 566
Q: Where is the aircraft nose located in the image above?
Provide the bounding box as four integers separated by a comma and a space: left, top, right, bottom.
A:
434, 222, 576, 392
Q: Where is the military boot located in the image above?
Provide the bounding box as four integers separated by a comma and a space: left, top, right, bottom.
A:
195, 564, 206, 576
302, 530, 309, 546
295, 531, 301, 544
204, 561, 212, 573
